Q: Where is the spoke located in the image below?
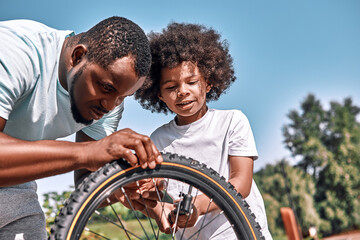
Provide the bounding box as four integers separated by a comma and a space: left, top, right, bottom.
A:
195, 198, 213, 240
152, 178, 163, 239
136, 180, 157, 239
84, 227, 111, 240
179, 186, 198, 240
91, 210, 143, 240
187, 210, 225, 239
121, 187, 150, 239
172, 196, 183, 239
210, 224, 234, 239
153, 178, 175, 238
106, 198, 132, 239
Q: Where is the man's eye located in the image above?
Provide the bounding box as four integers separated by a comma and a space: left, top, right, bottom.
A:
101, 83, 114, 92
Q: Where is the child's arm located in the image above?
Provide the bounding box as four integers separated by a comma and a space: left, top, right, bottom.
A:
228, 155, 254, 198
166, 156, 254, 229
192, 156, 253, 215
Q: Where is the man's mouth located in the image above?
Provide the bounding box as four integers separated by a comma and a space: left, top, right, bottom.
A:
90, 106, 109, 120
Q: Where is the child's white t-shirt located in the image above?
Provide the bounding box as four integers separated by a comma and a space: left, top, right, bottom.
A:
151, 108, 272, 239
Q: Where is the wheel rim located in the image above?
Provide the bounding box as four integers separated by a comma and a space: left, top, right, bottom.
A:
69, 164, 245, 240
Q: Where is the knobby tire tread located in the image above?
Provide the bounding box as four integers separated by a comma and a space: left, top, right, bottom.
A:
50, 153, 264, 240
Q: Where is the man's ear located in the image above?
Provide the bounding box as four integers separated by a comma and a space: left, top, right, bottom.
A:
71, 45, 87, 67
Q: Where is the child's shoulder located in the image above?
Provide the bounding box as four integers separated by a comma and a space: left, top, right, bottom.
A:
210, 108, 247, 119
150, 120, 173, 138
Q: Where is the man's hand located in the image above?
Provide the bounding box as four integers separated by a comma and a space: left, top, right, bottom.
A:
82, 128, 163, 171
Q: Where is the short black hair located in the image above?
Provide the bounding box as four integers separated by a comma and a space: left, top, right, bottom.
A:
78, 16, 151, 77
134, 22, 236, 114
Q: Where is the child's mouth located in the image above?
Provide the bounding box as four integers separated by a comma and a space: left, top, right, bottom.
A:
177, 100, 194, 106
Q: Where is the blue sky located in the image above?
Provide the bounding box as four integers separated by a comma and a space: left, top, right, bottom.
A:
1, 0, 359, 203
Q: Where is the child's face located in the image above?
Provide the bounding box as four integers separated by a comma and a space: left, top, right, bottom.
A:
158, 61, 211, 125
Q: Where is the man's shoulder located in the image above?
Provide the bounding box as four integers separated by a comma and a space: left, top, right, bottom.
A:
0, 19, 54, 33
0, 19, 73, 45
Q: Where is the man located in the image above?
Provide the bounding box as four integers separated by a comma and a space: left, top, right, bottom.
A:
0, 16, 162, 239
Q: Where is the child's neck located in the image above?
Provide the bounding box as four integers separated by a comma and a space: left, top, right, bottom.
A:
175, 106, 208, 126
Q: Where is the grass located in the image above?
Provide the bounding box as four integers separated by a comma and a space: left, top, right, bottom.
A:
273, 236, 288, 240
80, 219, 172, 240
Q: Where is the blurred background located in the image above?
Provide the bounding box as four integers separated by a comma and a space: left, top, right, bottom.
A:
1, 0, 359, 238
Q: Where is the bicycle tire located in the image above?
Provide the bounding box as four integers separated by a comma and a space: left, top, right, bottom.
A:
50, 153, 263, 240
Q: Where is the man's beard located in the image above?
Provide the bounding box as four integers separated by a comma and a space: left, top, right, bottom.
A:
69, 66, 93, 126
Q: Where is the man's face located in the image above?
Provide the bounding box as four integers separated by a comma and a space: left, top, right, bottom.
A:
68, 56, 146, 125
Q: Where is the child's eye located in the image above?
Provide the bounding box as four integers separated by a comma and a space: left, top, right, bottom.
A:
165, 85, 176, 90
188, 80, 198, 85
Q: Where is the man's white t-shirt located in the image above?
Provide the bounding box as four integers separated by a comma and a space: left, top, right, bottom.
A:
0, 19, 123, 141
0, 19, 122, 229
151, 108, 272, 239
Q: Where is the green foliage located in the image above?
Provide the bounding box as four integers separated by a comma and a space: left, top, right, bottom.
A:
255, 94, 359, 237
254, 160, 321, 236
42, 188, 146, 232
281, 94, 360, 236
42, 188, 73, 231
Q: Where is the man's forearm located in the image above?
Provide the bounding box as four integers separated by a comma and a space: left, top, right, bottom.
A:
0, 137, 87, 187
0, 127, 164, 187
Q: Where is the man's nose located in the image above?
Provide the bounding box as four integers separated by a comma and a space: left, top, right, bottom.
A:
101, 96, 123, 111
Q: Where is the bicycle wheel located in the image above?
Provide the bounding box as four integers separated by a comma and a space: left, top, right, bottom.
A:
50, 153, 263, 240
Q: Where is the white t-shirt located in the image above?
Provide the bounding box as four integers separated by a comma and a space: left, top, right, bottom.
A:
0, 19, 123, 141
0, 19, 122, 229
151, 108, 272, 239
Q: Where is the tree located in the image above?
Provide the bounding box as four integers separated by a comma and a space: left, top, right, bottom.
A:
254, 160, 321, 237
282, 94, 360, 236
42, 189, 73, 232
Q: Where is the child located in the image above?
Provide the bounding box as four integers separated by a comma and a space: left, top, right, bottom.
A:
135, 22, 272, 239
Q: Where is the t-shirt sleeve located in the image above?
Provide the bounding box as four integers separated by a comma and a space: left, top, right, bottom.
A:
81, 102, 124, 140
0, 65, 19, 120
150, 127, 165, 150
0, 24, 38, 120
228, 111, 258, 160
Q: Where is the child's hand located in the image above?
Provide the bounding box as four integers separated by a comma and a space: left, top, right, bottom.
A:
169, 200, 201, 228
147, 202, 174, 234
113, 178, 166, 210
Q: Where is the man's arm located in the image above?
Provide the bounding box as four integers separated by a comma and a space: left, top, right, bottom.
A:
74, 130, 95, 187
0, 117, 163, 187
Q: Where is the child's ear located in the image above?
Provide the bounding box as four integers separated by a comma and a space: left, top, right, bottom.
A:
206, 83, 212, 93
157, 92, 164, 101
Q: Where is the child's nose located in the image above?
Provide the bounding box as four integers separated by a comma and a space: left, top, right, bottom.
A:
177, 85, 190, 96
